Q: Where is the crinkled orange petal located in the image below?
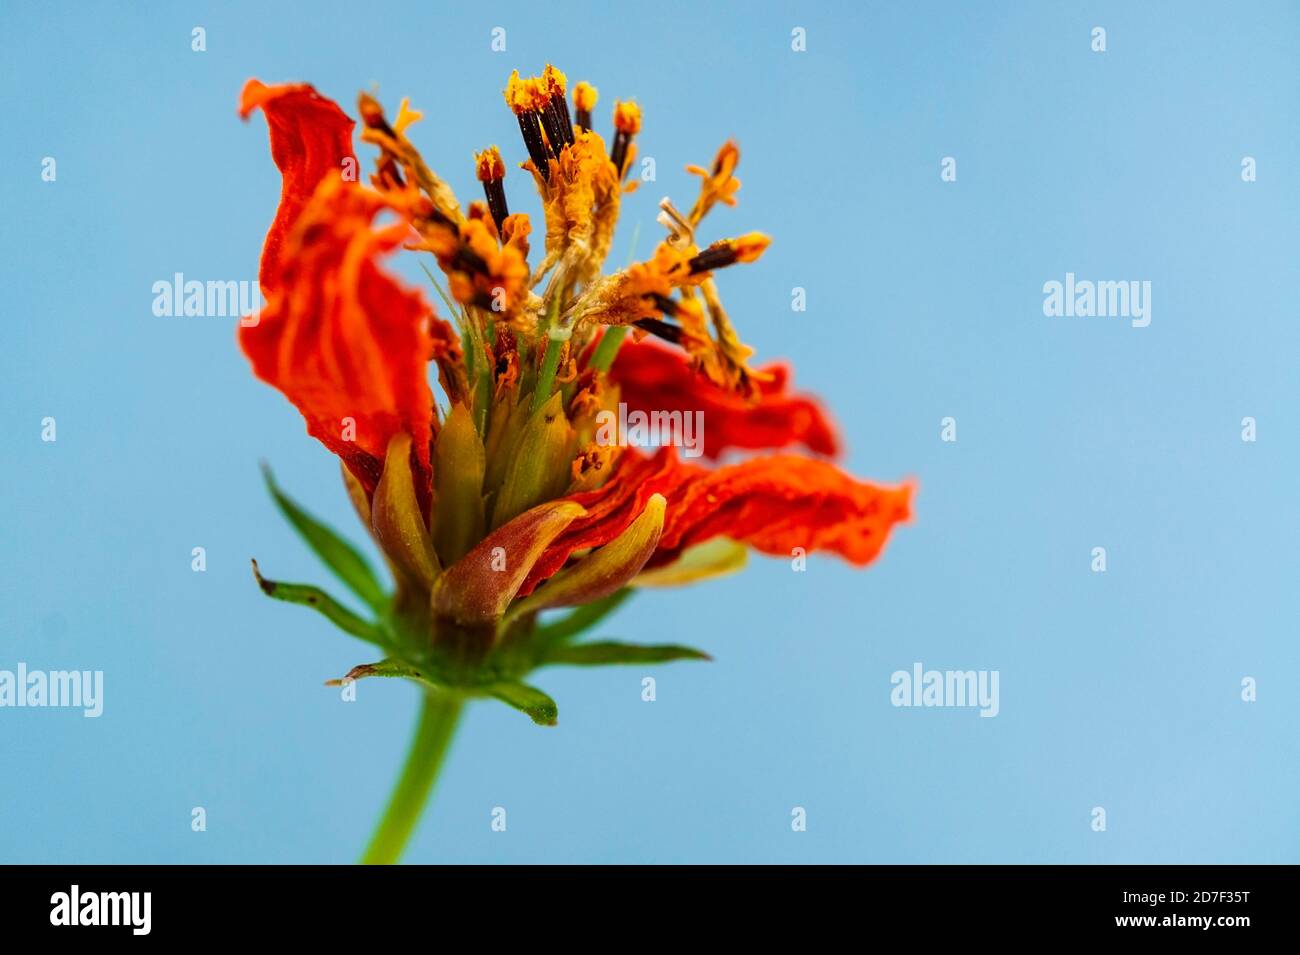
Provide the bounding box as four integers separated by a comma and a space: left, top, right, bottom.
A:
240, 80, 357, 289
659, 454, 912, 566
608, 338, 840, 459
520, 448, 912, 594
239, 175, 436, 492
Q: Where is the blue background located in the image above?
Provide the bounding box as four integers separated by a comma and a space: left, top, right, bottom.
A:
1, 0, 1296, 863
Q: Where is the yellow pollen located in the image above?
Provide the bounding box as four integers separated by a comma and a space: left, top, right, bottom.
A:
613, 100, 642, 135
504, 72, 549, 114
542, 63, 568, 99
393, 97, 423, 135
732, 232, 771, 263
573, 81, 598, 112
475, 146, 506, 182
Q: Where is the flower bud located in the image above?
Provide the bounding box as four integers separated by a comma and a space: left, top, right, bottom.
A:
433, 500, 586, 627
507, 494, 665, 622
491, 392, 575, 529
433, 403, 487, 566
371, 432, 439, 590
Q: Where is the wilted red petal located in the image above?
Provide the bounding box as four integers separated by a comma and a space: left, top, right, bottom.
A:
239, 176, 436, 491
608, 337, 840, 459
510, 494, 665, 617
520, 448, 912, 594
659, 454, 912, 566
239, 79, 357, 289
433, 501, 587, 627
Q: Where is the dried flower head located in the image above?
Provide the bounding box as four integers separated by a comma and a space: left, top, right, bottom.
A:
236, 67, 913, 727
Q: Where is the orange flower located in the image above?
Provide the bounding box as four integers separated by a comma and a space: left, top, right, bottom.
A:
237, 65, 915, 864
239, 81, 447, 492
237, 66, 913, 721
238, 80, 356, 288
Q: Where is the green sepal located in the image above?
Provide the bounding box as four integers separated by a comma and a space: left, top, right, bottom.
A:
541, 641, 712, 667
325, 659, 426, 686
371, 433, 440, 588
250, 559, 386, 647
262, 465, 387, 612
486, 682, 558, 726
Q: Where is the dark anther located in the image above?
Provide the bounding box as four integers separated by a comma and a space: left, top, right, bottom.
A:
482, 179, 509, 232
649, 293, 680, 318
516, 112, 551, 182
610, 131, 631, 176
633, 317, 683, 344
547, 94, 575, 149
688, 243, 738, 274
451, 245, 489, 276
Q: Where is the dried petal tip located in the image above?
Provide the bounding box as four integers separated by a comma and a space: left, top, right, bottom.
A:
236, 79, 357, 288
250, 558, 274, 595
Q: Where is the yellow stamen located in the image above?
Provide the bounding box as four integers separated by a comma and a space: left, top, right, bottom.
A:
732, 231, 771, 264
393, 97, 423, 134
475, 146, 506, 182
573, 81, 598, 113
686, 140, 742, 225
613, 100, 642, 135
504, 71, 549, 115
542, 63, 568, 99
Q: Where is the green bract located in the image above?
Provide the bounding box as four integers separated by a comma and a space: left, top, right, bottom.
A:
253, 466, 709, 727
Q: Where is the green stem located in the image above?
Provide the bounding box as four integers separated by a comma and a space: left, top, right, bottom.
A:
531, 330, 567, 413
531, 280, 568, 414
588, 325, 629, 373
360, 690, 464, 864
586, 225, 640, 375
